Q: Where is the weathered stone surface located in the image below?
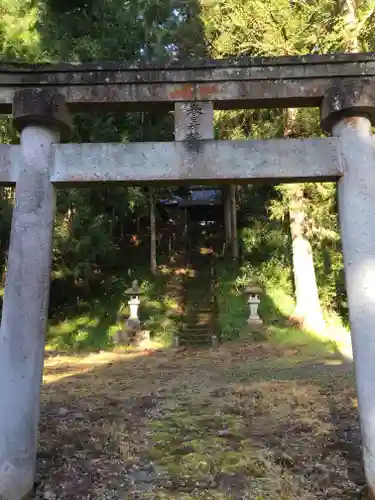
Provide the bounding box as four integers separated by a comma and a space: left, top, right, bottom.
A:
50, 138, 343, 185
321, 79, 375, 132
333, 116, 375, 495
174, 102, 214, 141
0, 137, 344, 187
247, 290, 263, 325
13, 89, 73, 138
0, 92, 71, 499
0, 53, 375, 111
1, 51, 374, 73
0, 125, 58, 500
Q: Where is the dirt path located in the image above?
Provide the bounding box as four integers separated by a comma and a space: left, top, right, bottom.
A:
35, 341, 363, 499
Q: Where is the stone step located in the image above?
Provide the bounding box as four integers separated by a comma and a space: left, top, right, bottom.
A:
180, 331, 212, 337
182, 322, 212, 328
183, 313, 212, 317
185, 307, 213, 314
181, 325, 211, 329
183, 313, 211, 317
179, 331, 212, 336
179, 339, 212, 346
180, 336, 212, 343
180, 328, 212, 335
180, 326, 212, 333
184, 303, 213, 306
184, 292, 213, 297
170, 252, 218, 347
179, 335, 213, 343
182, 318, 212, 323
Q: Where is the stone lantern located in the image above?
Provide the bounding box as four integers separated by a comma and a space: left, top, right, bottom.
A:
126, 279, 143, 322
124, 279, 144, 342
245, 285, 263, 325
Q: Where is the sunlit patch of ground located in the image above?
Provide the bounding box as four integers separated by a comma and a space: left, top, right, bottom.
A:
35, 340, 363, 500
43, 350, 150, 384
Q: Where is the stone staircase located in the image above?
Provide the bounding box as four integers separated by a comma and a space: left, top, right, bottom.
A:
178, 247, 218, 347
161, 219, 221, 347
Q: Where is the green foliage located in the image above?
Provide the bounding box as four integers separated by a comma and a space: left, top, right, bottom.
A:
37, 0, 207, 62
47, 267, 178, 351
0, 0, 369, 349
207, 0, 370, 328
241, 221, 292, 292
216, 216, 294, 342
216, 262, 248, 341
142, 277, 180, 346
47, 274, 128, 352
0, 0, 41, 60
202, 0, 375, 57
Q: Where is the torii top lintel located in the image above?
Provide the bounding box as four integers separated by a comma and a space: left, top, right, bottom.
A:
0, 52, 374, 113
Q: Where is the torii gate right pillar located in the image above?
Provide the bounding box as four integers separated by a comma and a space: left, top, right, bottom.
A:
321, 80, 375, 498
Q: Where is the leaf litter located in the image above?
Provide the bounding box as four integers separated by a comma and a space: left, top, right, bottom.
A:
34, 341, 364, 499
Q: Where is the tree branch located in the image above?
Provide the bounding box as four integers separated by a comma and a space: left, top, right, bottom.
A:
358, 1, 375, 34
269, 11, 288, 42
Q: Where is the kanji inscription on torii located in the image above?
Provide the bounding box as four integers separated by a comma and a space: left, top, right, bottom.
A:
186, 102, 203, 139
174, 101, 214, 141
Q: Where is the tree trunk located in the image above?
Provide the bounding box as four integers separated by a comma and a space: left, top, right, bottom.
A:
83, 261, 92, 295
343, 0, 360, 52
66, 204, 74, 236
229, 184, 238, 260
288, 184, 326, 332
285, 108, 325, 332
150, 190, 157, 275
224, 187, 232, 246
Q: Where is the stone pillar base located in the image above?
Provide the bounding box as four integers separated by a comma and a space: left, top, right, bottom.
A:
21, 486, 35, 500
247, 318, 264, 326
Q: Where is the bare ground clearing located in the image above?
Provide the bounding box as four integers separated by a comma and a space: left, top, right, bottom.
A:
34, 341, 363, 500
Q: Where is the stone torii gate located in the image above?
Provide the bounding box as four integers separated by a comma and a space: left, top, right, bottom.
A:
0, 53, 375, 499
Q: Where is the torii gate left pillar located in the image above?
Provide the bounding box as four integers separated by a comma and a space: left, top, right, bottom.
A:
0, 90, 72, 500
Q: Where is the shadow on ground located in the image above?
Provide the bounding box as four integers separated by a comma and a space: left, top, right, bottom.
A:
35, 339, 363, 500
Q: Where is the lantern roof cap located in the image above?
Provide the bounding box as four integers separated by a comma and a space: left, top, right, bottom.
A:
125, 280, 144, 295
245, 285, 263, 294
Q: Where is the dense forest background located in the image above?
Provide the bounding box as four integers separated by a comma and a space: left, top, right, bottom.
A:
1, 0, 374, 349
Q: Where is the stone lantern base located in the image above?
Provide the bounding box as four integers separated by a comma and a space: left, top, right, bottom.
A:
125, 317, 141, 343
113, 279, 145, 346
114, 320, 145, 346
247, 317, 264, 326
